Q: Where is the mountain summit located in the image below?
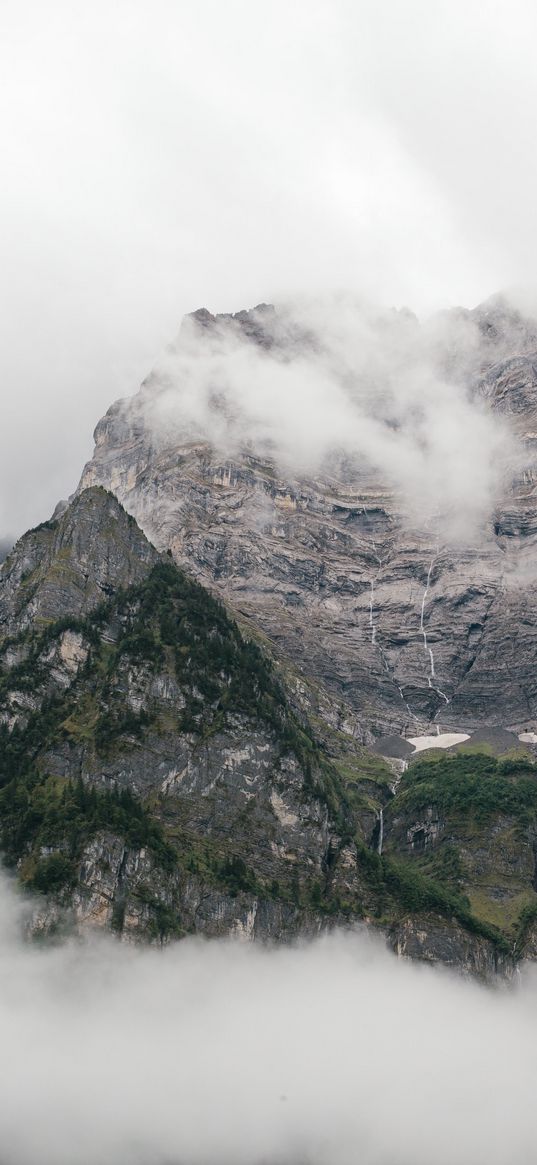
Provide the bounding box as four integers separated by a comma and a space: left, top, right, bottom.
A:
79, 295, 537, 741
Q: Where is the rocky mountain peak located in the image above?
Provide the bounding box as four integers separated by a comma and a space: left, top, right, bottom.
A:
0, 487, 159, 640
471, 292, 537, 355
181, 302, 279, 350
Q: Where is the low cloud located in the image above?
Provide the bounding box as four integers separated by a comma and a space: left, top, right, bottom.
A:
139, 298, 518, 542
1, 871, 537, 1165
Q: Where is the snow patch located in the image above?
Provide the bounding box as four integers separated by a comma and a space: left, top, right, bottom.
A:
407, 733, 470, 753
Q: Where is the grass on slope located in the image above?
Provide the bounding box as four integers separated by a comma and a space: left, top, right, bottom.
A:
399, 751, 537, 823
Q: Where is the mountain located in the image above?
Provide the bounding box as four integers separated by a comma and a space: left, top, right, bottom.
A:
3, 295, 537, 977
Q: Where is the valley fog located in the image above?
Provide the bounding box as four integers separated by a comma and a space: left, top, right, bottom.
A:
0, 872, 535, 1165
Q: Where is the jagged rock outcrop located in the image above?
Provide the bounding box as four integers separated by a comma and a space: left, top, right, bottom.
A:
388, 915, 511, 978
0, 487, 158, 639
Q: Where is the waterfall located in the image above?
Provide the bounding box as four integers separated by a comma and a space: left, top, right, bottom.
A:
399, 683, 418, 722
419, 559, 434, 653
377, 808, 384, 856
369, 579, 376, 644
419, 550, 450, 707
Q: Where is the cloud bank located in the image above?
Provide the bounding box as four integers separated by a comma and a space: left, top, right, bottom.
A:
1, 871, 537, 1165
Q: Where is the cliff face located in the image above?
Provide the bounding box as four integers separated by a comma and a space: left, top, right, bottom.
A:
78, 298, 537, 743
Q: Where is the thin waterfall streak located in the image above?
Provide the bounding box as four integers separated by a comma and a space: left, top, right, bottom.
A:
419, 558, 434, 653
399, 685, 419, 722
369, 579, 376, 645
419, 548, 450, 707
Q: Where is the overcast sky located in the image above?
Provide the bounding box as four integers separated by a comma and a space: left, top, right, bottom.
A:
1, 0, 537, 540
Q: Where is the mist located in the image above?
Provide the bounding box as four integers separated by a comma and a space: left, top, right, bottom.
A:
3, 0, 537, 540
134, 298, 517, 541
1, 871, 537, 1165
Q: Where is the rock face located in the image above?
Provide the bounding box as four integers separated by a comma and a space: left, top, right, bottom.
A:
78, 297, 537, 743
388, 915, 511, 978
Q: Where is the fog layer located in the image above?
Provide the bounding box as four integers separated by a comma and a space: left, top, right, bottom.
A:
0, 873, 536, 1165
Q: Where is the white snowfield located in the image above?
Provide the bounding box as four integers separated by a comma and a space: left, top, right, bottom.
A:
406, 732, 537, 753
407, 733, 470, 753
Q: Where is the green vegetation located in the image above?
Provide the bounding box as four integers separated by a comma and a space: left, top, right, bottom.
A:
332, 752, 393, 820
24, 517, 60, 537
0, 772, 176, 884
380, 750, 537, 951
29, 853, 77, 894
118, 561, 325, 772
514, 900, 537, 956
0, 561, 330, 772
218, 854, 260, 895
414, 842, 467, 894
399, 752, 537, 822
355, 840, 510, 953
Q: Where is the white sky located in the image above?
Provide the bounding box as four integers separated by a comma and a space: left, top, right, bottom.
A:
1, 0, 537, 539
